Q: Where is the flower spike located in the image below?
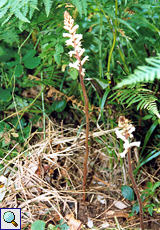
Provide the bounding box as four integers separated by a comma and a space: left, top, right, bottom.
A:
63, 11, 89, 77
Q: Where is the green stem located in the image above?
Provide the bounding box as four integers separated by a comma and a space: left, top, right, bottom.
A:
107, 0, 118, 74
0, 89, 43, 124
41, 71, 46, 139
18, 30, 33, 55
99, 14, 103, 78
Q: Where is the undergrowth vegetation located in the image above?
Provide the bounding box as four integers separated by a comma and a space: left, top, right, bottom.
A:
0, 0, 160, 229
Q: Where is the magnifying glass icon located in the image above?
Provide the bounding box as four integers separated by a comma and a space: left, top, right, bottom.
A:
3, 211, 18, 227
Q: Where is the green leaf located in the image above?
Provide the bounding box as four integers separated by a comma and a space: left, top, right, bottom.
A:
69, 68, 79, 80
147, 182, 153, 189
22, 50, 36, 61
121, 185, 134, 201
133, 15, 160, 33
134, 150, 160, 175
132, 203, 139, 214
117, 18, 139, 36
0, 0, 7, 8
7, 59, 20, 67
0, 122, 11, 133
140, 120, 159, 156
0, 8, 8, 19
15, 64, 23, 78
43, 0, 53, 17
153, 181, 160, 191
31, 220, 45, 230
148, 206, 154, 216
24, 57, 41, 69
54, 53, 61, 65
101, 89, 110, 120
55, 100, 67, 112
23, 126, 31, 140
142, 114, 153, 120
55, 43, 64, 54
15, 9, 30, 23
92, 77, 109, 90
0, 88, 11, 101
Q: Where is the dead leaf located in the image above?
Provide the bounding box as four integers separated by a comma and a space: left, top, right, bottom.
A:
3, 133, 11, 144
114, 200, 128, 209
66, 214, 82, 230
105, 210, 129, 219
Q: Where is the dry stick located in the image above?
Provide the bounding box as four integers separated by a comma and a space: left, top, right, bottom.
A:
127, 149, 144, 230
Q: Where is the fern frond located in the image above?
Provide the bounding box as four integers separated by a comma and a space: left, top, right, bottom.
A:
0, 26, 19, 44
43, 0, 53, 17
81, 0, 87, 16
115, 54, 160, 88
0, 0, 39, 24
110, 88, 160, 118
28, 0, 38, 19
71, 0, 88, 17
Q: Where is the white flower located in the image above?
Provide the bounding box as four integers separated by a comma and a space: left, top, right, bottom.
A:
119, 141, 141, 158
78, 48, 85, 57
63, 33, 72, 38
68, 50, 76, 57
115, 129, 126, 142
123, 139, 130, 150
65, 38, 74, 47
128, 126, 135, 134
70, 24, 79, 33
81, 56, 89, 65
63, 11, 89, 77
130, 141, 141, 148
81, 68, 86, 76
120, 149, 128, 158
75, 34, 83, 45
69, 60, 80, 70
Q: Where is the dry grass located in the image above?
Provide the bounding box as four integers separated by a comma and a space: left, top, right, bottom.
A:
1, 119, 158, 229
0, 119, 120, 228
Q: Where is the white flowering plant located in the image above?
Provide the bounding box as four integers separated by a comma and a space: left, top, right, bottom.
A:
115, 116, 141, 158
63, 11, 89, 78
63, 11, 89, 201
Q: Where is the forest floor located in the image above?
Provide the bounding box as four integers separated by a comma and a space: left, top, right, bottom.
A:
1, 120, 160, 230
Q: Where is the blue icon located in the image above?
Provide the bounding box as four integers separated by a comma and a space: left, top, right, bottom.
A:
0, 208, 21, 230
3, 211, 18, 227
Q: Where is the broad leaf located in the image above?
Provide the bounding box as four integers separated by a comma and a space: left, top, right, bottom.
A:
121, 185, 134, 201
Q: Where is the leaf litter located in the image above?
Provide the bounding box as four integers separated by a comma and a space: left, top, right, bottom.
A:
0, 119, 160, 229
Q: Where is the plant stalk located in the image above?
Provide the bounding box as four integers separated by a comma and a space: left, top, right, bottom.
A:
79, 71, 89, 202
127, 149, 144, 230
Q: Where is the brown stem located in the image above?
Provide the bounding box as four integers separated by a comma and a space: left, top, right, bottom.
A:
127, 149, 144, 230
80, 73, 89, 202
77, 58, 89, 201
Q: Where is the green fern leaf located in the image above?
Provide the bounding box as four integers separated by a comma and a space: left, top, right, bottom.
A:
15, 9, 30, 22
0, 8, 8, 19
2, 13, 13, 25
0, 0, 39, 24
28, 0, 38, 19
71, 0, 83, 17
117, 18, 139, 36
0, 0, 7, 8
43, 0, 53, 17
115, 55, 160, 88
81, 0, 87, 16
0, 27, 19, 44
110, 88, 160, 118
